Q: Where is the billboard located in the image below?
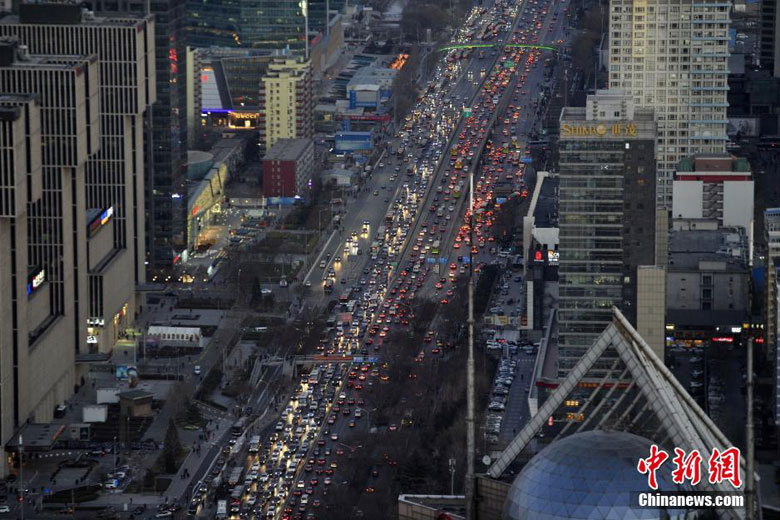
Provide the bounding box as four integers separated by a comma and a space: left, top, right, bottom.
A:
727, 117, 759, 137
334, 132, 372, 152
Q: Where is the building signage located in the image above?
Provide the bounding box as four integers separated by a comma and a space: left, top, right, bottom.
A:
27, 267, 45, 295
547, 250, 559, 264
561, 122, 637, 138
88, 206, 114, 238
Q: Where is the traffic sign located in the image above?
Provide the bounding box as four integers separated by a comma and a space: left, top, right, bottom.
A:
462, 107, 473, 118
496, 197, 507, 204
462, 256, 471, 263
353, 356, 364, 363
439, 257, 448, 264
521, 156, 533, 164
426, 257, 436, 264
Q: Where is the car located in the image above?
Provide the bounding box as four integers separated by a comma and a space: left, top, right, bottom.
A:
155, 512, 173, 519
0, 506, 9, 514
330, 432, 339, 441
193, 365, 201, 376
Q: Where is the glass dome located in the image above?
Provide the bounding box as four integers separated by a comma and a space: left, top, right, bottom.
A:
503, 430, 703, 520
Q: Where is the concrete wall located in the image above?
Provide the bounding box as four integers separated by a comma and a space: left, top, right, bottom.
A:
637, 266, 667, 360
672, 180, 704, 220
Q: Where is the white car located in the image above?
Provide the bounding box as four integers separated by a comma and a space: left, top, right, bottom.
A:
193, 365, 201, 376
0, 505, 10, 513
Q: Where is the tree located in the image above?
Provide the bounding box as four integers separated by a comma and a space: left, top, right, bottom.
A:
162, 418, 181, 474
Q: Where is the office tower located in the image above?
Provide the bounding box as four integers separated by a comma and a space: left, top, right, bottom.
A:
0, 3, 156, 352
608, 0, 730, 208
187, 0, 306, 49
87, 0, 188, 270
557, 91, 656, 378
761, 0, 780, 77
259, 57, 313, 153
0, 95, 42, 478
0, 40, 99, 476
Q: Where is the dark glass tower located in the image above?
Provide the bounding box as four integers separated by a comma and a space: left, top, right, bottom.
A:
188, 0, 306, 49
89, 0, 189, 270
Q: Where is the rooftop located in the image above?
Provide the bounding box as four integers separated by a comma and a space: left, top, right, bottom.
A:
668, 228, 748, 271
3, 3, 150, 27
263, 138, 313, 162
118, 389, 154, 401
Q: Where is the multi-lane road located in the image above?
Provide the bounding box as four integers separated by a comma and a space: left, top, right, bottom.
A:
191, 0, 574, 518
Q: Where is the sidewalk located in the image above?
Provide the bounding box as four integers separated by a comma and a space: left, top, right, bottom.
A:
165, 417, 230, 501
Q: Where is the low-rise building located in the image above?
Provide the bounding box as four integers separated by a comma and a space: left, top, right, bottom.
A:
262, 138, 315, 199
665, 228, 750, 346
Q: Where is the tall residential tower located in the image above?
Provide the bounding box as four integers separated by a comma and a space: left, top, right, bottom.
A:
608, 0, 730, 208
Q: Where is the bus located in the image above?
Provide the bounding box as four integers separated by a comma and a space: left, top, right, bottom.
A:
454, 159, 463, 170
308, 368, 321, 385
231, 417, 248, 437
432, 241, 440, 255
385, 210, 394, 225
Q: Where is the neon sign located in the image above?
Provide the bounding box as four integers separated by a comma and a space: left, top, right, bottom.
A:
88, 206, 114, 238
27, 268, 45, 295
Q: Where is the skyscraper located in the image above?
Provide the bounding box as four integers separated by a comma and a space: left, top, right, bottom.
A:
557, 91, 656, 378
760, 0, 780, 77
187, 0, 306, 49
608, 0, 730, 208
87, 0, 188, 270
0, 3, 156, 351
0, 39, 98, 478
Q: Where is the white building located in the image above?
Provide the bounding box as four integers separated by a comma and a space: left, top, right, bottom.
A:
608, 0, 730, 208
672, 154, 754, 233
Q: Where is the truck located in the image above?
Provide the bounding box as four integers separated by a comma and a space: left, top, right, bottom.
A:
248, 435, 261, 453
375, 225, 386, 241
324, 279, 334, 294
216, 500, 227, 520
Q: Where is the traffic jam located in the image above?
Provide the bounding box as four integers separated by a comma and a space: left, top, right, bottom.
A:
205, 0, 568, 517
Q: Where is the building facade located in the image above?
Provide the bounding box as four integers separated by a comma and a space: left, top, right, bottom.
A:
557, 91, 656, 378
262, 138, 314, 198
767, 208, 780, 365
187, 0, 305, 49
608, 0, 730, 208
761, 0, 780, 77
672, 154, 754, 233
88, 0, 188, 271
0, 4, 156, 354
0, 41, 99, 477
259, 57, 314, 153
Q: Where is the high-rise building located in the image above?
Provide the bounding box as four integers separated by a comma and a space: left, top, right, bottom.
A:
187, 0, 306, 49
0, 3, 156, 352
608, 0, 730, 208
557, 91, 656, 378
0, 40, 99, 478
760, 0, 780, 77
87, 0, 188, 271
0, 8, 155, 475
259, 57, 313, 153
